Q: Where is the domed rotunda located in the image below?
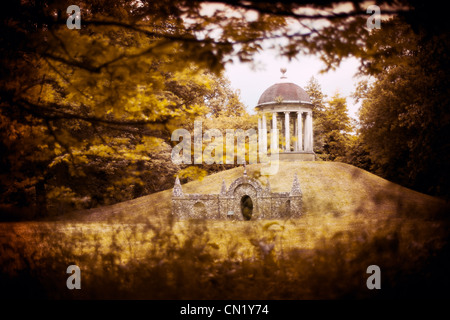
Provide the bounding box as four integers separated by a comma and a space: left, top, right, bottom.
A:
255, 68, 315, 161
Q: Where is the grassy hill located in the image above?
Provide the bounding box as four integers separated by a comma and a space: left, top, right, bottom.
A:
72, 161, 445, 222
1, 161, 448, 299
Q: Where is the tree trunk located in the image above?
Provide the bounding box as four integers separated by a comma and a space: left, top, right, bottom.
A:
35, 180, 48, 217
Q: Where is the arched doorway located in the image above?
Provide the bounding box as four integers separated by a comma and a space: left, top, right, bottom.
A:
240, 195, 253, 220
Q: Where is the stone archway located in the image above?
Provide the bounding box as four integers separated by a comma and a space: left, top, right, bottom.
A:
232, 183, 258, 220
240, 195, 253, 220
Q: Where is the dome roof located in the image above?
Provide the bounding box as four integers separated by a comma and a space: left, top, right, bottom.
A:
257, 82, 311, 106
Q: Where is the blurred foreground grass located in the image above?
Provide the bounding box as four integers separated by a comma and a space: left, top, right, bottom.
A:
1, 213, 449, 299
1, 162, 449, 299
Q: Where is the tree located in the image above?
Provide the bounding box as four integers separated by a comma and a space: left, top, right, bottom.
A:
305, 76, 327, 155
204, 73, 247, 117
0, 6, 233, 216
305, 78, 353, 161
176, 93, 256, 182
0, 50, 250, 216
320, 93, 353, 161
356, 17, 450, 196
0, 9, 250, 216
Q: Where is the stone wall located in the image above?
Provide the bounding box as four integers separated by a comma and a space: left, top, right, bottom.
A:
172, 174, 303, 220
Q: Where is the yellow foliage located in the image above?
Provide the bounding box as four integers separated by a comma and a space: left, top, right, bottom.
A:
178, 166, 208, 181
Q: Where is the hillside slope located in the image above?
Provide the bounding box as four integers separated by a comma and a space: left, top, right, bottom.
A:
72, 161, 446, 222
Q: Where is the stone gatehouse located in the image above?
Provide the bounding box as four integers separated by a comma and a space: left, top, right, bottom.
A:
172, 170, 302, 220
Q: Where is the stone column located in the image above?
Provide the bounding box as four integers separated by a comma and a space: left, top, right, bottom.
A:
258, 116, 263, 154
305, 112, 313, 152
262, 113, 268, 154
278, 115, 285, 151
293, 117, 297, 152
297, 112, 303, 152
271, 112, 278, 153
309, 111, 314, 152
284, 112, 290, 152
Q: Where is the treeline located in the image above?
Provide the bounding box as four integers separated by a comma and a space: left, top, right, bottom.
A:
309, 18, 450, 199
0, 0, 254, 218
0, 61, 249, 218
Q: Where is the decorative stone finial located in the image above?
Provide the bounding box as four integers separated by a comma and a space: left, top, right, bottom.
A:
280, 67, 287, 79
243, 161, 247, 177
220, 179, 227, 195
290, 173, 302, 196
173, 175, 184, 197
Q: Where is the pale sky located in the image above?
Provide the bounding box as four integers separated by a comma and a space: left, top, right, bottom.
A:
198, 1, 370, 120
225, 50, 364, 120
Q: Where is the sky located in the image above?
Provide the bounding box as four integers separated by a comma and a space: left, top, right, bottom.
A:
225, 50, 364, 120
198, 1, 370, 120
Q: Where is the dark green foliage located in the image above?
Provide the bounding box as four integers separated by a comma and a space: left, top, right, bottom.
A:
305, 77, 353, 162
356, 18, 450, 197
